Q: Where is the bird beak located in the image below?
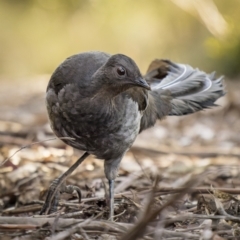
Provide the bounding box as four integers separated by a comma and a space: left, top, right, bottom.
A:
134, 77, 151, 90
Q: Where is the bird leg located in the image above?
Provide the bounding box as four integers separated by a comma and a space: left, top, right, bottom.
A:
108, 179, 115, 221
40, 152, 90, 215
104, 158, 122, 221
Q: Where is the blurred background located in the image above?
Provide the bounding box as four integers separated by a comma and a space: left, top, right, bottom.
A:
0, 0, 239, 78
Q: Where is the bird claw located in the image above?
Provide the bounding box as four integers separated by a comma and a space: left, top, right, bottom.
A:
40, 178, 82, 215
60, 184, 82, 202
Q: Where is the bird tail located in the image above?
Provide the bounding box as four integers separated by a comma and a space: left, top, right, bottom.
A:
144, 59, 225, 116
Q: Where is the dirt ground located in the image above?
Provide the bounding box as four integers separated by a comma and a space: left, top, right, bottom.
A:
0, 77, 240, 239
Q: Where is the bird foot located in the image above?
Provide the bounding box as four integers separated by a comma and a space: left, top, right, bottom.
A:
61, 184, 82, 201
40, 178, 82, 215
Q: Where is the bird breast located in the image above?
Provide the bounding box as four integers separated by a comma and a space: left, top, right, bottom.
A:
46, 84, 142, 160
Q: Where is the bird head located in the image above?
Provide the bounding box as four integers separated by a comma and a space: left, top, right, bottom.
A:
92, 54, 150, 94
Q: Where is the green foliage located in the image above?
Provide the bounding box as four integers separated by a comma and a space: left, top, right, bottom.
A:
205, 35, 240, 78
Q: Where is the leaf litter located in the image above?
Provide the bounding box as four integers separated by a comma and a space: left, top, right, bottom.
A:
0, 78, 240, 239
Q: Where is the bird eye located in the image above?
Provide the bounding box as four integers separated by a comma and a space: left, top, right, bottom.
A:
116, 66, 126, 76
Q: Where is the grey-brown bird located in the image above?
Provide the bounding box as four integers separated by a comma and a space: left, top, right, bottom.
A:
40, 51, 224, 220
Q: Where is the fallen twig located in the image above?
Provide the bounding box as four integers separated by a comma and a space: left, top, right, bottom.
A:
0, 137, 75, 167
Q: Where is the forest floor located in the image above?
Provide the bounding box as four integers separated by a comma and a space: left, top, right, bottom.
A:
0, 77, 240, 239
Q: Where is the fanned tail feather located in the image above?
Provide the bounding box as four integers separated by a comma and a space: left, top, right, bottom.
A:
145, 59, 225, 116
